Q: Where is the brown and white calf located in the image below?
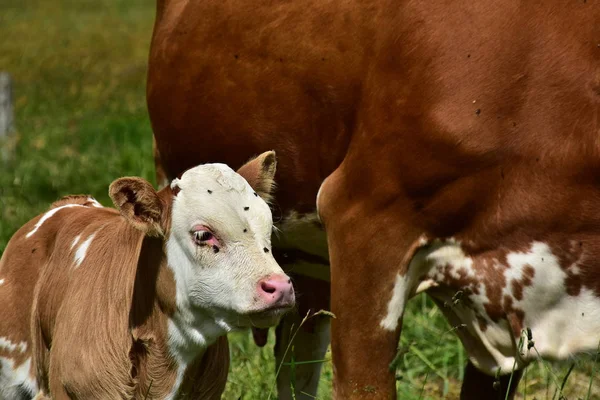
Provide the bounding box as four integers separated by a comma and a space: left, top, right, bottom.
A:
0, 152, 294, 399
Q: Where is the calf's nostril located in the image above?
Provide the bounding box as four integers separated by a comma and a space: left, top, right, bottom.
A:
260, 281, 277, 294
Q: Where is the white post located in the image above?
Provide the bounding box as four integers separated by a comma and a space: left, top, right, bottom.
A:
0, 72, 14, 161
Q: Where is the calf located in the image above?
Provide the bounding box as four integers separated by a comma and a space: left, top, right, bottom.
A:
0, 151, 294, 399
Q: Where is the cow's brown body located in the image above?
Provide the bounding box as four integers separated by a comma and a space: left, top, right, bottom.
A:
148, 1, 600, 398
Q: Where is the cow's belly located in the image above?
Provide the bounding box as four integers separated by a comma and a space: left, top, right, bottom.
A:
429, 291, 522, 374
432, 288, 600, 375
416, 240, 600, 375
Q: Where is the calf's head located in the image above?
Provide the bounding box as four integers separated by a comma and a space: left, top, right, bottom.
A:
109, 151, 294, 330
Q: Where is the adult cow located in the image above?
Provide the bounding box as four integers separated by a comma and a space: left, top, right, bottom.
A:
147, 1, 600, 398
0, 155, 295, 399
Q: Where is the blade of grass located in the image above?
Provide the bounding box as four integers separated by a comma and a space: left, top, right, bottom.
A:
557, 362, 575, 400
144, 379, 153, 400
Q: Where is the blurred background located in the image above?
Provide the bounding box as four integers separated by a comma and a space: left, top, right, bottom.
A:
0, 1, 597, 398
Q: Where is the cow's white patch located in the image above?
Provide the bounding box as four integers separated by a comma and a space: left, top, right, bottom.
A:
426, 241, 474, 276
503, 243, 600, 361
570, 265, 582, 275
74, 232, 97, 268
0, 357, 36, 398
70, 234, 81, 250
422, 241, 529, 374
0, 337, 27, 353
26, 204, 84, 238
380, 274, 409, 330
0, 279, 4, 286
414, 278, 438, 294
380, 239, 474, 331
422, 240, 600, 375
503, 242, 564, 319
531, 288, 600, 359
87, 197, 103, 208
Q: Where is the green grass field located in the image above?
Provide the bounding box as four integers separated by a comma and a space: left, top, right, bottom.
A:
1, 1, 598, 398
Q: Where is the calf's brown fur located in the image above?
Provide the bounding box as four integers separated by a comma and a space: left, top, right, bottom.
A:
0, 154, 279, 399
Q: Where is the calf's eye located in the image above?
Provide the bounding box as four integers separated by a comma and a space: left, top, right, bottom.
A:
193, 230, 213, 244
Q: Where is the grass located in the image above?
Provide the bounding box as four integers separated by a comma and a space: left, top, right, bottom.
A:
0, 1, 598, 399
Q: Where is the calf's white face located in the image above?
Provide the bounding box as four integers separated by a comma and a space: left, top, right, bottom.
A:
109, 151, 294, 333
167, 162, 293, 328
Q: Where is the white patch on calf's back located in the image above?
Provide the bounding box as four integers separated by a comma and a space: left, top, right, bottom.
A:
0, 279, 4, 286
73, 231, 97, 268
86, 197, 103, 208
0, 337, 27, 353
26, 204, 84, 238
70, 234, 81, 249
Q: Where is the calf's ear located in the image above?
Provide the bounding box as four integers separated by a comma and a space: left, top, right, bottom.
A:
109, 177, 164, 236
236, 150, 277, 202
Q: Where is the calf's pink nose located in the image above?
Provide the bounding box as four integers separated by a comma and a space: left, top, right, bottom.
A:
258, 274, 295, 307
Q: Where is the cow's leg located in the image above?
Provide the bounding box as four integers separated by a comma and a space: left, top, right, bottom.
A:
275, 275, 331, 400
317, 175, 426, 399
327, 246, 403, 399
460, 362, 522, 400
